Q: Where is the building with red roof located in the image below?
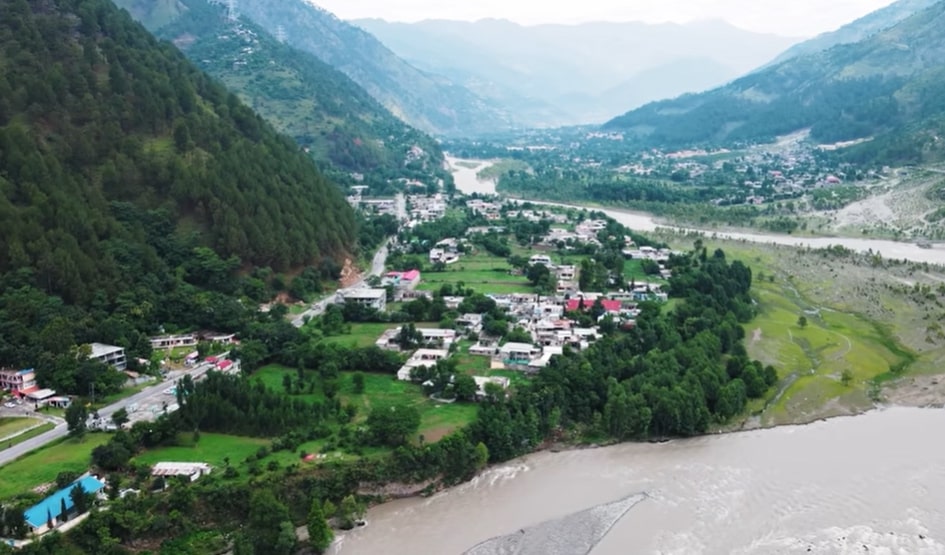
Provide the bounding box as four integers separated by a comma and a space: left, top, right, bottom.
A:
566, 299, 622, 313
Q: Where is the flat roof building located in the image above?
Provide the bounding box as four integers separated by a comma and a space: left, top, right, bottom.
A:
89, 343, 127, 371
339, 289, 387, 312
24, 475, 105, 534
151, 462, 212, 482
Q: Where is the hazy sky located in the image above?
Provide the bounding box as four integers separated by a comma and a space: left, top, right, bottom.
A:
311, 0, 897, 37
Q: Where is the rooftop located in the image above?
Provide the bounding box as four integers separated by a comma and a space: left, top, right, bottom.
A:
151, 462, 212, 476
89, 343, 124, 357
342, 289, 386, 299
24, 475, 105, 528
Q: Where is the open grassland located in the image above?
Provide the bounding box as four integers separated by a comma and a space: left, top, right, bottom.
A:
0, 417, 43, 440
1, 422, 55, 451
681, 237, 945, 427
0, 434, 111, 500
320, 322, 401, 348
419, 252, 533, 295
134, 433, 270, 468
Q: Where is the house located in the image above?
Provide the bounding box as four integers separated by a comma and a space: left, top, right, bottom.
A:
0, 368, 37, 394
23, 475, 105, 535
376, 328, 456, 350
499, 342, 542, 364
456, 313, 484, 333
554, 265, 577, 281
469, 342, 499, 356
529, 254, 552, 266
339, 289, 387, 312
198, 331, 238, 345
89, 343, 127, 371
25, 388, 57, 406
528, 346, 564, 370
151, 462, 212, 482
397, 349, 450, 381
383, 269, 422, 291
473, 376, 510, 398
149, 334, 197, 350
566, 299, 622, 313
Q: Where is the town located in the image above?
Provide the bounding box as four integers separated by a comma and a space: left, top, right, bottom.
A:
0, 185, 680, 545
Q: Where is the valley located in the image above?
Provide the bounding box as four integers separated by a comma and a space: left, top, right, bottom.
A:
3, 0, 945, 554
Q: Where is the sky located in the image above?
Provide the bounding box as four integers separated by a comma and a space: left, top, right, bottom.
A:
311, 0, 898, 37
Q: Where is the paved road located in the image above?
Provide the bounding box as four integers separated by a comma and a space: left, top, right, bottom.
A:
0, 360, 219, 467
291, 196, 401, 329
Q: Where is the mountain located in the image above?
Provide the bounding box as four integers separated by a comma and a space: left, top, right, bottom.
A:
0, 0, 356, 307
112, 0, 447, 185
769, 0, 940, 65
353, 18, 800, 126
213, 0, 514, 137
604, 1, 945, 163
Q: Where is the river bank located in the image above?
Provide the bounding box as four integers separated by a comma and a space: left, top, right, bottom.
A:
334, 406, 945, 555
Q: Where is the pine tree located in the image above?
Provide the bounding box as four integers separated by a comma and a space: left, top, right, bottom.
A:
307, 497, 334, 553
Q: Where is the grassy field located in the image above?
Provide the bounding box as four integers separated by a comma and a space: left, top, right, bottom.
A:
252, 365, 478, 443
134, 433, 270, 468
0, 434, 111, 500
0, 417, 43, 440
320, 322, 401, 348
0, 422, 55, 451
747, 278, 907, 425
692, 240, 929, 427
418, 252, 534, 295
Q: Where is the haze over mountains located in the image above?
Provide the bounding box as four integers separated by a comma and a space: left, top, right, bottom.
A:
354, 18, 801, 126
604, 0, 945, 163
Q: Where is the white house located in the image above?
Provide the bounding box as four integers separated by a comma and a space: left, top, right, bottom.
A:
89, 343, 127, 371
499, 342, 542, 364
396, 349, 450, 381
339, 289, 387, 312
151, 462, 212, 482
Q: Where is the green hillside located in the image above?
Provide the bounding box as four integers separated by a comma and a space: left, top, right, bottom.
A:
114, 0, 449, 186
0, 0, 355, 382
604, 1, 945, 163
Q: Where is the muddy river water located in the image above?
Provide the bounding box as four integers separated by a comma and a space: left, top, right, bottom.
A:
334, 407, 945, 554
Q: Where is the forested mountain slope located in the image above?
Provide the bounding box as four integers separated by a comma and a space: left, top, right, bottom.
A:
768, 0, 939, 65
113, 0, 448, 185
604, 1, 945, 163
0, 0, 356, 378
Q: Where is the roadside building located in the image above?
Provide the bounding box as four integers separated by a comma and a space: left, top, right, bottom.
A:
339, 289, 387, 312
0, 368, 37, 394
89, 343, 127, 371
149, 334, 197, 350
25, 388, 57, 407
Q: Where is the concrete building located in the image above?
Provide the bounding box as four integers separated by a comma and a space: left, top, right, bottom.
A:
0, 368, 37, 394
89, 343, 127, 371
339, 289, 387, 312
499, 342, 542, 365
397, 349, 449, 381
23, 475, 105, 535
151, 462, 212, 482
473, 376, 511, 398
149, 334, 197, 350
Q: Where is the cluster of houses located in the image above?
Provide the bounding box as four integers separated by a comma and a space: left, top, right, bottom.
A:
407, 193, 447, 223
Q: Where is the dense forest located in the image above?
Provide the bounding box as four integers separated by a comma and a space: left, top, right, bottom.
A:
0, 0, 357, 390
114, 0, 453, 190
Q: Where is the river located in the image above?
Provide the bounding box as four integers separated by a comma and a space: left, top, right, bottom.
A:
333, 408, 945, 554
447, 156, 945, 266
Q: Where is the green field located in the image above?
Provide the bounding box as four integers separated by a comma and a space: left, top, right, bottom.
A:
745, 272, 911, 425
134, 433, 270, 469
418, 253, 533, 295
0, 434, 111, 500
320, 322, 401, 348
1, 422, 55, 451
252, 365, 478, 443
0, 417, 43, 440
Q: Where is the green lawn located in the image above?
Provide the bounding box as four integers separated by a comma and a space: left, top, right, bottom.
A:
418, 256, 534, 295
134, 433, 270, 468
320, 322, 401, 348
0, 417, 43, 440
0, 434, 111, 500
